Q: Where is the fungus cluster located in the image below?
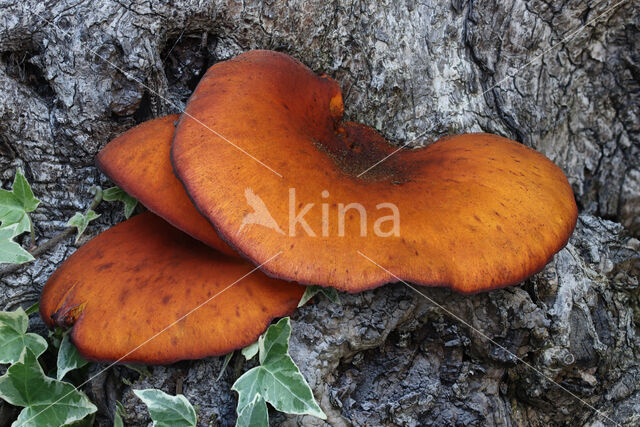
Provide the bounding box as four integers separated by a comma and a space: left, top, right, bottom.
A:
40, 50, 578, 363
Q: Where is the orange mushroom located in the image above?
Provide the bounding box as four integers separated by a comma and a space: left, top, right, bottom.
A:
171, 50, 578, 294
96, 115, 237, 257
39, 212, 304, 363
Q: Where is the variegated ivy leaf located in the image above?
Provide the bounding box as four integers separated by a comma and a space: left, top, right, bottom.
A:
56, 333, 88, 380
232, 317, 326, 426
0, 307, 47, 364
236, 395, 268, 427
298, 285, 340, 307
134, 389, 197, 427
0, 224, 34, 265
102, 187, 138, 219
67, 210, 100, 244
0, 168, 40, 236
241, 341, 259, 361
0, 348, 97, 426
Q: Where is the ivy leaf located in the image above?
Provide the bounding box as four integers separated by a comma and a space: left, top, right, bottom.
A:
0, 347, 97, 426
10, 170, 40, 212
57, 333, 88, 380
0, 224, 34, 265
13, 215, 32, 239
0, 307, 47, 364
236, 395, 268, 427
133, 389, 197, 427
232, 317, 326, 424
0, 169, 40, 235
66, 210, 100, 244
103, 187, 138, 219
298, 285, 340, 307
241, 342, 259, 361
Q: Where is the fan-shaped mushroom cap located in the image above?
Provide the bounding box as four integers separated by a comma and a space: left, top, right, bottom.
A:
172, 50, 578, 294
39, 212, 304, 364
96, 115, 237, 257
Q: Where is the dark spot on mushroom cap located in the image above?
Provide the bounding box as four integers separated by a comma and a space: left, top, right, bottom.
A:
96, 262, 114, 272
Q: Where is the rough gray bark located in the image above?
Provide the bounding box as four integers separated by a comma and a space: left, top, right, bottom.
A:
0, 0, 638, 425
119, 215, 640, 426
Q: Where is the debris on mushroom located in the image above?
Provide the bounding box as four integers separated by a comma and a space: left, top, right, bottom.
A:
97, 115, 237, 257
39, 212, 304, 363
172, 50, 578, 294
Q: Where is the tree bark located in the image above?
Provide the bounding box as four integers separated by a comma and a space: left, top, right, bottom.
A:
0, 0, 638, 425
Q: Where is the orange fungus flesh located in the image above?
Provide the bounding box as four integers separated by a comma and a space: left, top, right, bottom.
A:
39, 212, 304, 364
171, 50, 578, 294
96, 115, 237, 257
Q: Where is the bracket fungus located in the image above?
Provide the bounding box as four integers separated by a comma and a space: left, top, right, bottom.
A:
172, 50, 578, 294
96, 115, 237, 257
41, 49, 578, 363
39, 212, 304, 364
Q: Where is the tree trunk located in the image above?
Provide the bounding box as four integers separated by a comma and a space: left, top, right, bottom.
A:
1, 0, 638, 425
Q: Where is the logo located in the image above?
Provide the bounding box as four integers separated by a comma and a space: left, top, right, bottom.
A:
238, 188, 285, 235
238, 188, 400, 237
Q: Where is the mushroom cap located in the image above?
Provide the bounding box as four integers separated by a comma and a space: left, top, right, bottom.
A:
172, 50, 578, 294
96, 115, 237, 257
39, 212, 304, 364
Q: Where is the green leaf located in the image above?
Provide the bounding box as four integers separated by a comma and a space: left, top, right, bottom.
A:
14, 215, 32, 238
216, 352, 233, 381
241, 342, 259, 361
0, 307, 47, 364
0, 224, 34, 264
133, 389, 196, 427
123, 364, 151, 378
0, 169, 40, 235
236, 395, 268, 427
11, 170, 40, 213
66, 210, 100, 244
232, 318, 326, 422
114, 411, 124, 427
0, 348, 97, 426
298, 285, 341, 307
113, 401, 125, 427
57, 333, 88, 380
103, 187, 138, 219
24, 302, 39, 316
257, 317, 290, 366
